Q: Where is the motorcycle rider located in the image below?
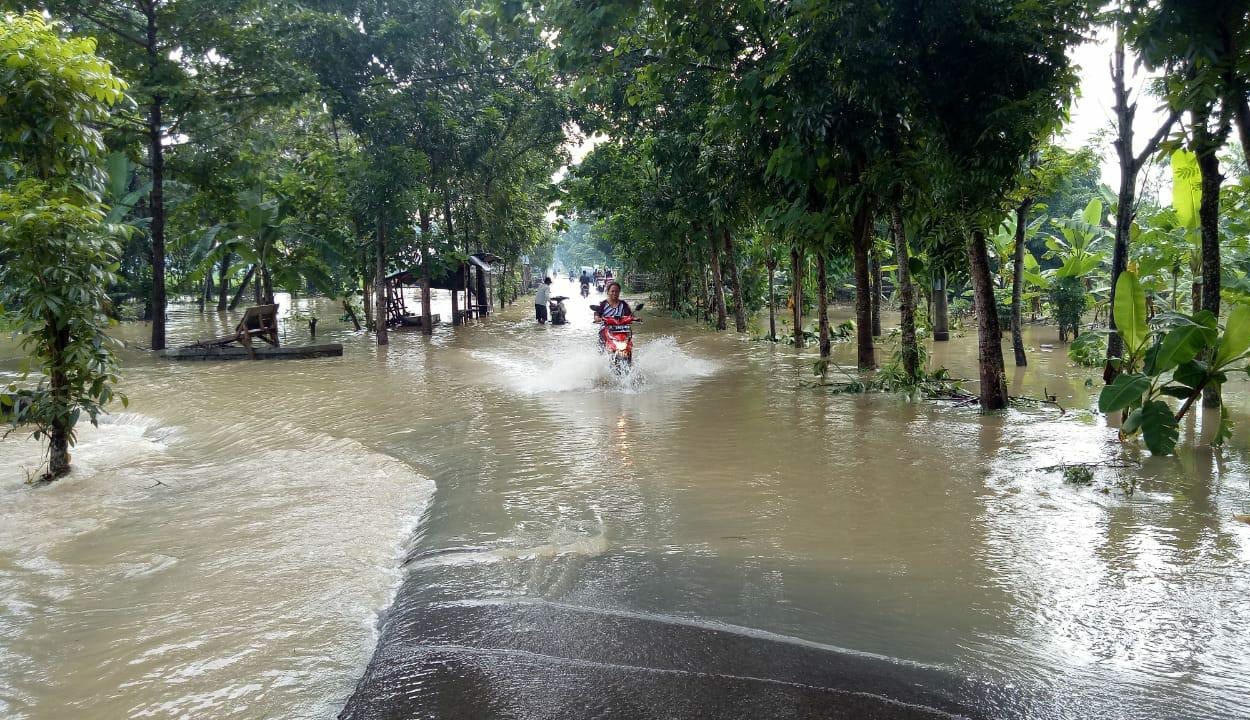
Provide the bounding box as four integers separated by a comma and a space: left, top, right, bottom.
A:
593, 281, 639, 348
579, 269, 592, 296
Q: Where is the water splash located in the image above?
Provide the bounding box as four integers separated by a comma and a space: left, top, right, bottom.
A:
475, 335, 717, 395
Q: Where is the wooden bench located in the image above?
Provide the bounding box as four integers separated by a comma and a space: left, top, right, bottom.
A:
188, 304, 280, 355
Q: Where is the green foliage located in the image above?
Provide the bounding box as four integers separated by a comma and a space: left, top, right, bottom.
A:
1027, 144, 1103, 222
1099, 272, 1250, 455
1046, 198, 1109, 279
1048, 276, 1086, 341
555, 220, 612, 270
1062, 465, 1095, 485
1171, 150, 1202, 232
0, 12, 130, 478
1068, 331, 1107, 367
0, 12, 128, 179
1113, 270, 1150, 357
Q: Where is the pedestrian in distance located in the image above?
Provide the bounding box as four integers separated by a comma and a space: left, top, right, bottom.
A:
535, 276, 552, 324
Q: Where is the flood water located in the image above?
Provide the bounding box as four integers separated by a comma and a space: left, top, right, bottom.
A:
2, 277, 1249, 719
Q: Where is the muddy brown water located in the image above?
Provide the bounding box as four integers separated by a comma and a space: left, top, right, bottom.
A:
2, 277, 1249, 719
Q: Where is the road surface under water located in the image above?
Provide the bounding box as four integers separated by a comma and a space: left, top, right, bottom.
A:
2, 278, 1249, 719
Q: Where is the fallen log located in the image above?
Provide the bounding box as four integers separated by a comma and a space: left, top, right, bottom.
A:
158, 343, 343, 361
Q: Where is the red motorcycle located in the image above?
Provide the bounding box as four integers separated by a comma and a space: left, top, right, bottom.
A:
593, 303, 644, 374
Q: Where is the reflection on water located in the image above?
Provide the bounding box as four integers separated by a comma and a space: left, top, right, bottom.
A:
2, 279, 1249, 719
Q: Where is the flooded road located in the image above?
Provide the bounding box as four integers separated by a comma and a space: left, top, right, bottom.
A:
3, 278, 1250, 719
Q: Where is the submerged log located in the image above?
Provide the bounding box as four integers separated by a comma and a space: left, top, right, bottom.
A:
159, 344, 343, 361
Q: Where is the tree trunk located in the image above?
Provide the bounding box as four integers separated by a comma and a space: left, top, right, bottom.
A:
1196, 120, 1223, 407
767, 259, 777, 341
1103, 27, 1181, 382
791, 245, 803, 348
462, 209, 473, 318
968, 230, 1009, 410
492, 262, 502, 311
229, 264, 256, 310
817, 251, 830, 358
343, 299, 361, 331
146, 10, 167, 351
1011, 199, 1031, 367
869, 244, 882, 337
723, 228, 746, 332
375, 219, 389, 345
707, 228, 727, 330
46, 323, 71, 480
892, 206, 918, 378
261, 265, 274, 305
197, 274, 210, 312
700, 263, 708, 323
1197, 143, 1222, 321
216, 252, 231, 311
441, 190, 460, 325
1105, 32, 1135, 377
1106, 164, 1134, 379
48, 423, 70, 479
932, 275, 950, 341
418, 205, 433, 335
147, 102, 166, 347
853, 205, 875, 369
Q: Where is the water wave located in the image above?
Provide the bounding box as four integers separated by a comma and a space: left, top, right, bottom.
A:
0, 413, 436, 720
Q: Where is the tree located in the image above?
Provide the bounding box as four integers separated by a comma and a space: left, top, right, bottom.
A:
0, 12, 129, 479
26, 0, 282, 350
1132, 0, 1250, 406
916, 0, 1093, 408
1105, 11, 1180, 379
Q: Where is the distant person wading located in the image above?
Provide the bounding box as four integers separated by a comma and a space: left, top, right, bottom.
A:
534, 277, 552, 324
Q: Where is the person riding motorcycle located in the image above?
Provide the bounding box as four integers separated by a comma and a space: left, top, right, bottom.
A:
579, 270, 592, 296
593, 281, 638, 349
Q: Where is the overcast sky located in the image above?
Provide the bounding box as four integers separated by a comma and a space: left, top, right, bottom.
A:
1062, 26, 1172, 188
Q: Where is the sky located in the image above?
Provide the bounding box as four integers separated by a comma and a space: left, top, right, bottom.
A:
1062, 26, 1171, 188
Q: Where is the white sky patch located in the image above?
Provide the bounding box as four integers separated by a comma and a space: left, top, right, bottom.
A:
548, 126, 607, 223
1061, 27, 1172, 190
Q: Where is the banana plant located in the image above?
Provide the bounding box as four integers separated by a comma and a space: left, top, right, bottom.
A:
1099, 271, 1250, 455
1045, 198, 1109, 279
102, 152, 153, 227
1172, 149, 1204, 311
185, 188, 328, 304
1131, 210, 1190, 311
